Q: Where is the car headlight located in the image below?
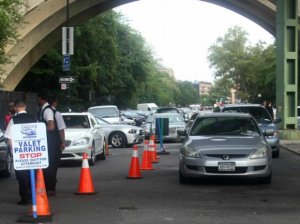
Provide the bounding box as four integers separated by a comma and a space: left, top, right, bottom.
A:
128, 129, 137, 134
73, 137, 90, 146
250, 146, 268, 159
183, 146, 202, 158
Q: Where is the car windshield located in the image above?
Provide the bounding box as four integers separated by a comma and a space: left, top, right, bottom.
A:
156, 108, 178, 113
94, 116, 112, 125
147, 114, 184, 124
222, 106, 272, 124
63, 115, 90, 129
190, 116, 259, 136
88, 107, 118, 118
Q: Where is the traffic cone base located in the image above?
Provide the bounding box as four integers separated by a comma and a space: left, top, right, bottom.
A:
75, 153, 97, 195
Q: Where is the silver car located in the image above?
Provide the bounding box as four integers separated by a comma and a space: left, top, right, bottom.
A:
179, 113, 272, 184
143, 113, 186, 142
215, 104, 281, 158
94, 116, 144, 148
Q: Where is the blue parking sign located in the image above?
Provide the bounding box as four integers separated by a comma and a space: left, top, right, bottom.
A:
63, 55, 71, 71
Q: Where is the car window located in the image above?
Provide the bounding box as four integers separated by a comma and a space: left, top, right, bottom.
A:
88, 107, 118, 118
190, 116, 259, 136
63, 115, 90, 129
222, 106, 272, 123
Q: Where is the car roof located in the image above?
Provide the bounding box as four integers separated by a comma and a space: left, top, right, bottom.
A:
222, 104, 263, 108
200, 112, 252, 118
88, 105, 118, 109
61, 112, 93, 116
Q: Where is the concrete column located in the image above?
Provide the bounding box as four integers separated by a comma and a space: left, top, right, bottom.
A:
276, 0, 298, 129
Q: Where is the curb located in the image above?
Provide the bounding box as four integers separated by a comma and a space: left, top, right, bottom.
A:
280, 144, 300, 156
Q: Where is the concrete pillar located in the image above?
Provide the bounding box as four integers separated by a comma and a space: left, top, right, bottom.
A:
276, 0, 298, 129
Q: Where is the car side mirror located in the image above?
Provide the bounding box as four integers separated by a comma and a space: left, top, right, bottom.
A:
94, 124, 101, 129
263, 129, 275, 136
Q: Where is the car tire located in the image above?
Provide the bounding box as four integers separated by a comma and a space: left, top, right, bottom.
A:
0, 151, 12, 178
258, 173, 272, 184
110, 132, 127, 148
98, 140, 107, 160
88, 142, 96, 166
272, 150, 280, 158
179, 171, 190, 184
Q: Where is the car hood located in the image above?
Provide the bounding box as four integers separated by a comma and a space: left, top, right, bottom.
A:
184, 136, 265, 155
65, 129, 91, 140
106, 124, 142, 130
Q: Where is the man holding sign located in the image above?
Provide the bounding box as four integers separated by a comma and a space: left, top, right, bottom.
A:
5, 100, 37, 205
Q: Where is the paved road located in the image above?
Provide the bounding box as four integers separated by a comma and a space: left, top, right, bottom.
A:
1, 144, 300, 224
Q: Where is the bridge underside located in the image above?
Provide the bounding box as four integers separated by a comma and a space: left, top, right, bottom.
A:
0, 0, 278, 91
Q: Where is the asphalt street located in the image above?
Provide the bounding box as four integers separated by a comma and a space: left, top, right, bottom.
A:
0, 144, 300, 224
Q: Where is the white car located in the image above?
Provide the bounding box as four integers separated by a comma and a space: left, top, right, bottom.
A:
61, 112, 107, 165
94, 116, 144, 148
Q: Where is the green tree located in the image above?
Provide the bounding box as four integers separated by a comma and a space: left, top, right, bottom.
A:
0, 0, 24, 75
207, 26, 276, 103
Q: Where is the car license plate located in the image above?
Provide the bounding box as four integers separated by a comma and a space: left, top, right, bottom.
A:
218, 162, 235, 171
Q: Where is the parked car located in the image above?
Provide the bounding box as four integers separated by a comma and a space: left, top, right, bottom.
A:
214, 104, 281, 158
178, 112, 273, 184
61, 112, 107, 165
94, 116, 144, 148
0, 129, 13, 178
88, 105, 121, 124
178, 107, 193, 121
143, 113, 186, 142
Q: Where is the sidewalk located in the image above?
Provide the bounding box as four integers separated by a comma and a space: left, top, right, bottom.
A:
280, 140, 300, 155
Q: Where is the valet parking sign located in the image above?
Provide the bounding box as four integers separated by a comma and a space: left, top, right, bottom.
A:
11, 123, 48, 170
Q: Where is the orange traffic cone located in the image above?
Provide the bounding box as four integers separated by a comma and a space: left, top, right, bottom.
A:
74, 153, 97, 195
140, 140, 154, 170
35, 169, 52, 217
127, 144, 143, 179
149, 135, 159, 163
106, 141, 111, 155
17, 169, 53, 223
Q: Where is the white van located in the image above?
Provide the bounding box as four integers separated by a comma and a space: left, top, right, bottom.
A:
137, 103, 158, 113
88, 105, 120, 124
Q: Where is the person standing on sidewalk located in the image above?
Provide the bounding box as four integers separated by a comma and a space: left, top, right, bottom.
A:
5, 100, 37, 205
37, 93, 61, 196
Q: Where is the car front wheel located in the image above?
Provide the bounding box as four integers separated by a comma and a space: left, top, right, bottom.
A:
110, 132, 127, 148
88, 142, 96, 166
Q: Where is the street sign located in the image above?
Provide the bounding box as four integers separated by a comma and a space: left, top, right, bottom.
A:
61, 83, 68, 90
11, 123, 49, 170
62, 27, 74, 55
63, 55, 71, 71
59, 76, 75, 84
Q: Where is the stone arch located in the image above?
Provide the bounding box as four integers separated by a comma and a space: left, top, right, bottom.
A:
0, 0, 278, 90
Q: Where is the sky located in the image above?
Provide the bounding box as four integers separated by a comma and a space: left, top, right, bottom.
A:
114, 0, 275, 83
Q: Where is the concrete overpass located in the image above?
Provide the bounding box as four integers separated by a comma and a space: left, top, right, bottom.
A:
0, 0, 279, 91
0, 0, 299, 130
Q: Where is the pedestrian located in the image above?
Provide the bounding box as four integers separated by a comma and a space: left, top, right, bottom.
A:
5, 100, 37, 205
3, 101, 16, 130
37, 93, 61, 196
48, 95, 66, 188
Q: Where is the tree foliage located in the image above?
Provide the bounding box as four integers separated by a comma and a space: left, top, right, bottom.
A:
0, 0, 24, 74
17, 10, 198, 111
207, 26, 276, 103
